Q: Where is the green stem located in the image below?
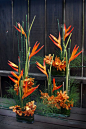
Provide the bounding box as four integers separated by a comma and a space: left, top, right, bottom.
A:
66, 50, 69, 94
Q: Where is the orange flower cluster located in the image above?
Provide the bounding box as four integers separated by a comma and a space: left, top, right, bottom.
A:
40, 90, 73, 110
44, 54, 66, 71
44, 54, 53, 65
52, 56, 66, 71
9, 101, 36, 116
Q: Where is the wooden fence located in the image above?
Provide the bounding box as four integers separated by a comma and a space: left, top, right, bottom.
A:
0, 0, 86, 107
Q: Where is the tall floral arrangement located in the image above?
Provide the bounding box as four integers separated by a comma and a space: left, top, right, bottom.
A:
8, 16, 44, 117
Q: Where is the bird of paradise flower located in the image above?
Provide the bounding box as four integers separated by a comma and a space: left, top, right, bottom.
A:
49, 21, 82, 94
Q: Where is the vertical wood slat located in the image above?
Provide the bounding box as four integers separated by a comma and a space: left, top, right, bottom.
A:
82, 0, 85, 77
81, 83, 83, 107
65, 0, 83, 76
45, 0, 47, 55
0, 77, 2, 97
83, 0, 86, 77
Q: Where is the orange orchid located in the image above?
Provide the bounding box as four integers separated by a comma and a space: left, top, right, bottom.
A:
14, 23, 27, 38
9, 101, 36, 116
49, 32, 62, 51
64, 24, 74, 40
52, 56, 66, 71
29, 41, 44, 60
23, 101, 36, 116
36, 60, 48, 78
44, 54, 54, 65
8, 60, 18, 72
69, 45, 82, 63
22, 85, 39, 99
52, 78, 62, 93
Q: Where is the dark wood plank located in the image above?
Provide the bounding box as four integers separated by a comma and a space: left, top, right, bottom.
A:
0, 108, 86, 129
13, 0, 28, 67
46, 0, 63, 55
29, 0, 45, 73
0, 0, 13, 70
65, 0, 83, 76
84, 0, 86, 76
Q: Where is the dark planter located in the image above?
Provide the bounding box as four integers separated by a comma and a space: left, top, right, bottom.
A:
16, 114, 34, 124
60, 107, 70, 117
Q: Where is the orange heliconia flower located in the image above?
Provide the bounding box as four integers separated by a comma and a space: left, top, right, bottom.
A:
49, 32, 62, 51
8, 60, 18, 72
8, 70, 23, 95
14, 23, 27, 38
64, 24, 74, 40
22, 85, 39, 99
8, 70, 23, 86
44, 54, 54, 65
36, 60, 48, 78
69, 45, 82, 63
52, 56, 66, 71
22, 78, 34, 93
52, 78, 62, 93
29, 41, 44, 60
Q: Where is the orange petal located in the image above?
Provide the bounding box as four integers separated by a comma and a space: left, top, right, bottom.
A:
8, 60, 18, 68
69, 45, 82, 63
36, 61, 44, 70
11, 72, 19, 79
22, 85, 39, 99
49, 35, 62, 51
8, 64, 18, 72
8, 76, 19, 85
37, 66, 48, 78
29, 43, 44, 60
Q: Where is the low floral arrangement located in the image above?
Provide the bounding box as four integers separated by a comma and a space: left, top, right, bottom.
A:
8, 16, 44, 119
36, 20, 82, 115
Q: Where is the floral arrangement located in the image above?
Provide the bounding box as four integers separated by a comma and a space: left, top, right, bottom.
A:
8, 16, 44, 117
36, 20, 82, 113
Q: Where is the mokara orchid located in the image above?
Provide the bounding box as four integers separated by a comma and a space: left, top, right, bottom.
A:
44, 54, 54, 65
52, 56, 66, 71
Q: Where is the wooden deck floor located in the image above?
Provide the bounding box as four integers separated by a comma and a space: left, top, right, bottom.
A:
0, 107, 86, 129
0, 98, 86, 129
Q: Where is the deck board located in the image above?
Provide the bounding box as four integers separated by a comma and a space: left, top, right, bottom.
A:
0, 107, 86, 129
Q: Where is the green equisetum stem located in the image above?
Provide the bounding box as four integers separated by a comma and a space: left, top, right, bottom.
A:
47, 54, 54, 96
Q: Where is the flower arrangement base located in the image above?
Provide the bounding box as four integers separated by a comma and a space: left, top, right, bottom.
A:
51, 67, 65, 77
60, 108, 70, 117
16, 114, 34, 124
